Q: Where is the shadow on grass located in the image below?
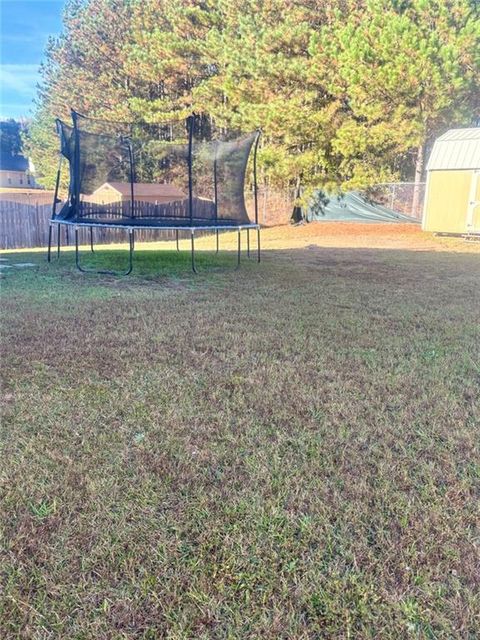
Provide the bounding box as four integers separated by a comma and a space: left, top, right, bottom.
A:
1, 242, 479, 292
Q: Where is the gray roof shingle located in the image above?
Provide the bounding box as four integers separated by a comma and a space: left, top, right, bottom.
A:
0, 152, 29, 172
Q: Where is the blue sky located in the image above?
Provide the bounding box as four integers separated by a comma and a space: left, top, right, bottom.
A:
1, 0, 65, 120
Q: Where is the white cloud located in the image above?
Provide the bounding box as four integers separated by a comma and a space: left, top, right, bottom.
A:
1, 64, 40, 97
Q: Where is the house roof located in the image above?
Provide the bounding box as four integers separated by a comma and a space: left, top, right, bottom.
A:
427, 128, 480, 171
94, 181, 185, 198
0, 152, 29, 172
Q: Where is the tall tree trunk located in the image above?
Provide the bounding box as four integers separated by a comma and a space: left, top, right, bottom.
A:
411, 144, 424, 218
291, 175, 303, 224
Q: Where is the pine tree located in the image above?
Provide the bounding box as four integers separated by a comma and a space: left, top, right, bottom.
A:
0, 120, 24, 156
310, 0, 480, 188
27, 0, 480, 194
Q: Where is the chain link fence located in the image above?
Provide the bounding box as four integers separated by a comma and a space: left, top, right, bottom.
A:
368, 182, 426, 220
246, 186, 295, 226
248, 182, 426, 226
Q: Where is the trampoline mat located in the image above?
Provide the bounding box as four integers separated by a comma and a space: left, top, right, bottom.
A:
59, 216, 254, 228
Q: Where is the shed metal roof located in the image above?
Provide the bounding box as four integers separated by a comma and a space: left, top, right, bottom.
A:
427, 128, 480, 171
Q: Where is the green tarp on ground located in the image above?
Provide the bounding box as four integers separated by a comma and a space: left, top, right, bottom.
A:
292, 191, 419, 224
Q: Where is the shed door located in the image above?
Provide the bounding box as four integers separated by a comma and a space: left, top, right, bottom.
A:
467, 170, 480, 233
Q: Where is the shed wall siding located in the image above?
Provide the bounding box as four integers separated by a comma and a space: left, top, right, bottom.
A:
423, 170, 472, 233
473, 172, 480, 232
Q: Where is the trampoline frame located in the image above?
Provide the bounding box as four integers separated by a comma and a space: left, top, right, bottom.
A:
47, 219, 260, 275
47, 111, 262, 275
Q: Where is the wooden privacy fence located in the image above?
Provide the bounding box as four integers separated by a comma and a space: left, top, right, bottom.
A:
1, 201, 54, 250
0, 188, 293, 250
1, 198, 236, 250
79, 197, 215, 221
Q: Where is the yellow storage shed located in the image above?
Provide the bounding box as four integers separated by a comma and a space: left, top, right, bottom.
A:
422, 128, 480, 235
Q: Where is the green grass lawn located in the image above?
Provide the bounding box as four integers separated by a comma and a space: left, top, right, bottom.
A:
1, 238, 479, 638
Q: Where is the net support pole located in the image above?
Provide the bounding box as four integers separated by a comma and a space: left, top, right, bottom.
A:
212, 129, 219, 255
253, 131, 261, 226
247, 228, 250, 258
176, 229, 180, 252
213, 140, 219, 223
90, 227, 94, 253
187, 115, 195, 225
51, 139, 62, 217
48, 147, 63, 262
253, 130, 261, 263
71, 110, 81, 221
127, 139, 135, 219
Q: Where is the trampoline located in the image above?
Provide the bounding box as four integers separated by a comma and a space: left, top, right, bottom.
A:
47, 111, 261, 274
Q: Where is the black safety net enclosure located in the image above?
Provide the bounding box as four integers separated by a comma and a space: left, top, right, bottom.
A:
48, 111, 261, 274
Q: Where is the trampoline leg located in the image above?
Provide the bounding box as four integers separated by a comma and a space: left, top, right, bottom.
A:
247, 227, 250, 258
66, 225, 70, 246
257, 226, 261, 263
236, 227, 241, 269
75, 226, 133, 276
75, 227, 80, 271
90, 226, 94, 253
127, 228, 134, 274
47, 223, 53, 262
216, 228, 219, 254
176, 229, 180, 252
57, 223, 61, 258
191, 230, 197, 273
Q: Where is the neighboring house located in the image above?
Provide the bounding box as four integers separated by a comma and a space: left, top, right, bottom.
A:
91, 181, 185, 204
0, 152, 38, 188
